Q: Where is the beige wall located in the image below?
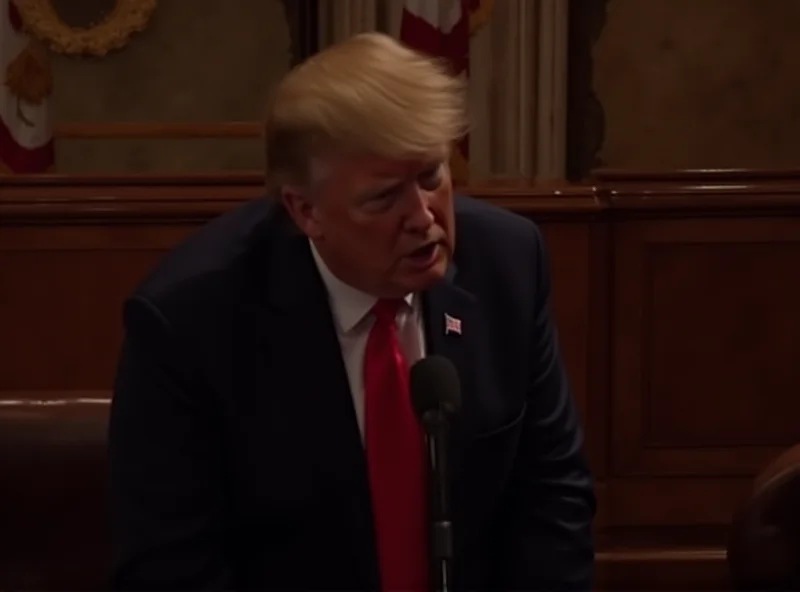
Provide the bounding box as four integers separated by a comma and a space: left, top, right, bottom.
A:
594, 0, 800, 169
51, 0, 800, 175
51, 0, 291, 174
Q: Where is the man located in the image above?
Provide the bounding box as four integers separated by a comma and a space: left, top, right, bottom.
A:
109, 32, 595, 591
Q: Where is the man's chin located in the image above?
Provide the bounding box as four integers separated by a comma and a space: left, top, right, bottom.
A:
399, 255, 449, 292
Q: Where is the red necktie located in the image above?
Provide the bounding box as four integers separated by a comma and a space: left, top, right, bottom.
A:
364, 299, 428, 591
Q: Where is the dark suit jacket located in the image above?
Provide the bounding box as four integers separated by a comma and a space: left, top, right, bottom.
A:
109, 195, 596, 591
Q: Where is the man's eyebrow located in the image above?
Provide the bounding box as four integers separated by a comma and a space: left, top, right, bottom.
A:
357, 180, 405, 201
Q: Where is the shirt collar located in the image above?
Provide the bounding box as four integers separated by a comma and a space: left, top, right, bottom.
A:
309, 239, 414, 333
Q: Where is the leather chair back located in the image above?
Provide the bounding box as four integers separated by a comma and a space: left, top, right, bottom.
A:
727, 444, 800, 590
0, 398, 110, 590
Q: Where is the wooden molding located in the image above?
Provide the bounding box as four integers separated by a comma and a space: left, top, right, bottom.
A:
0, 175, 603, 222
3, 170, 800, 223
53, 122, 263, 139
594, 167, 800, 183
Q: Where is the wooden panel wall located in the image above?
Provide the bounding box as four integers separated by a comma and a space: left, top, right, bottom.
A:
2, 170, 800, 590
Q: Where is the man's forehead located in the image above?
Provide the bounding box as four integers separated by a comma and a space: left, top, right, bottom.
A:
354, 152, 445, 177
312, 150, 447, 195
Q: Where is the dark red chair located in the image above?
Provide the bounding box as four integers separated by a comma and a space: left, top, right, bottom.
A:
727, 444, 800, 591
0, 397, 110, 590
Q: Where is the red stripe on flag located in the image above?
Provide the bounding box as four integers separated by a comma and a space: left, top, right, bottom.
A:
399, 10, 441, 57
8, 0, 22, 32
400, 1, 470, 75
0, 118, 54, 173
400, 1, 472, 182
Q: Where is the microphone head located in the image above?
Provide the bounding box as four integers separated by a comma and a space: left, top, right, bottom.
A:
409, 355, 462, 419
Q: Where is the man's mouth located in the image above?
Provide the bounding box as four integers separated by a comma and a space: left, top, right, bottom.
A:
410, 243, 436, 257
406, 242, 439, 266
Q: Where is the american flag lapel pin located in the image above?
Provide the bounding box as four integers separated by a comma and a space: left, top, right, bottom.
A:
444, 313, 462, 336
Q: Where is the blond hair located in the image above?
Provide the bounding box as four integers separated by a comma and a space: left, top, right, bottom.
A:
264, 32, 468, 188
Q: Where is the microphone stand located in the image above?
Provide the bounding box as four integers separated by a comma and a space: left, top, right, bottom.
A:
421, 410, 453, 592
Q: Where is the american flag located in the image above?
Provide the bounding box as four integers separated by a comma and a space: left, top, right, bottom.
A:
0, 0, 54, 174
399, 0, 494, 184
444, 313, 462, 336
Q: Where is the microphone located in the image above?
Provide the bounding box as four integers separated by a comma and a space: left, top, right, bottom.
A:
410, 355, 461, 592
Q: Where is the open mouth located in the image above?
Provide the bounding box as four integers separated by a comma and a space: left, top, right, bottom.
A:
407, 242, 438, 265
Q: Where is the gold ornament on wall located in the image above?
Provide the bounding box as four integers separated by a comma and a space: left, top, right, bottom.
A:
10, 0, 157, 57
4, 40, 52, 125
5, 41, 51, 104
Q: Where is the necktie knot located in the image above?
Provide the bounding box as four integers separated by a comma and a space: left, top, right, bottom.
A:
371, 298, 404, 326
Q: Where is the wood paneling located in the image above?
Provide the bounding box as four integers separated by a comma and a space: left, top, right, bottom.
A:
2, 169, 800, 590
54, 122, 263, 138
613, 218, 800, 477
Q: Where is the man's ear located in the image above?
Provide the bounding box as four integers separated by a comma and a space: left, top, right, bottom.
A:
280, 187, 324, 239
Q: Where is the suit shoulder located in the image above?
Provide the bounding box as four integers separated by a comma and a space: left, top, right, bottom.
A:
128, 198, 274, 319
454, 194, 542, 255
451, 195, 545, 341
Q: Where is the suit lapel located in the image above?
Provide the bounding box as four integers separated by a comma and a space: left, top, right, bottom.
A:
422, 263, 485, 438
267, 237, 365, 463
246, 208, 379, 588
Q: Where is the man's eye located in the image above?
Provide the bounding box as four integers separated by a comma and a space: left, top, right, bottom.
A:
372, 187, 401, 202
419, 166, 442, 188
362, 188, 399, 211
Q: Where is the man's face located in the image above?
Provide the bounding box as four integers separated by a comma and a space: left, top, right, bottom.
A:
283, 151, 455, 298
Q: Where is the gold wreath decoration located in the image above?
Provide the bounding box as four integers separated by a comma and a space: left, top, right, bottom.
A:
10, 0, 157, 57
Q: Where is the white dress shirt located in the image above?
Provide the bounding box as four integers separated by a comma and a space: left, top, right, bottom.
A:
310, 241, 427, 440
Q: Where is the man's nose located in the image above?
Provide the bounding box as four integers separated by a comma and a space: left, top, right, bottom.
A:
404, 188, 435, 233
